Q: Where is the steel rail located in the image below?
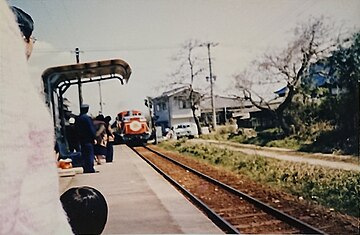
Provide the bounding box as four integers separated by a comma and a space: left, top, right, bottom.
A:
131, 146, 240, 234
145, 146, 328, 235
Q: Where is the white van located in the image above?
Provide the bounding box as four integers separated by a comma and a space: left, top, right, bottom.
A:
172, 122, 199, 139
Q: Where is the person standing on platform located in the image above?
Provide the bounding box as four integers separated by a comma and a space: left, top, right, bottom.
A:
104, 116, 114, 162
76, 104, 97, 173
93, 115, 107, 165
0, 2, 73, 234
66, 117, 80, 152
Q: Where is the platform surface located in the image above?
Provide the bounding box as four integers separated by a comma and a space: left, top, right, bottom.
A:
59, 145, 223, 234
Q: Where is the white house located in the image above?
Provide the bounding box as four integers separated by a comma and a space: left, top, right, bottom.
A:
151, 86, 201, 133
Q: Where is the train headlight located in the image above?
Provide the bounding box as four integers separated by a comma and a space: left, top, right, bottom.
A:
129, 121, 142, 131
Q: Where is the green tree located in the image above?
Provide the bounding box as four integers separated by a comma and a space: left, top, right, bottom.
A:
325, 32, 360, 152
294, 32, 359, 154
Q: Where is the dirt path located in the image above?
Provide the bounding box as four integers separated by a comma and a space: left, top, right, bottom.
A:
189, 139, 360, 172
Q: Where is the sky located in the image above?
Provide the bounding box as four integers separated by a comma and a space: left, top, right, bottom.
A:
6, 0, 360, 118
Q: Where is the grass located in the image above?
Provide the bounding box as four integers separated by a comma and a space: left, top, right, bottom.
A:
158, 140, 360, 218
203, 126, 358, 156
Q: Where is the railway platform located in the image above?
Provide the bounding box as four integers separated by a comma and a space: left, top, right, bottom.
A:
59, 144, 223, 234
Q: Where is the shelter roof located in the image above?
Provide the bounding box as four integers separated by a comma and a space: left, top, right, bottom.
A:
42, 59, 131, 93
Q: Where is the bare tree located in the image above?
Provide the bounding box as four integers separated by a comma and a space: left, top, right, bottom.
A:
234, 17, 342, 135
169, 39, 207, 135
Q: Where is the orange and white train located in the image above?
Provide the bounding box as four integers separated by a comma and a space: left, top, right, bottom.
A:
114, 110, 151, 145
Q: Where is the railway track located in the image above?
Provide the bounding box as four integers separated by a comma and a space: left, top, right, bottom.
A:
131, 145, 327, 234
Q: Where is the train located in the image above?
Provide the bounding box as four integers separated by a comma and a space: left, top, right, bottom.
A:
113, 110, 151, 145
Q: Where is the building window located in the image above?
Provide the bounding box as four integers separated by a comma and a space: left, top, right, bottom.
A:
179, 99, 191, 109
161, 103, 167, 110
156, 102, 167, 111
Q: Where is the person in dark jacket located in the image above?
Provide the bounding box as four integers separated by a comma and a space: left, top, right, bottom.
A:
76, 104, 97, 173
104, 116, 114, 162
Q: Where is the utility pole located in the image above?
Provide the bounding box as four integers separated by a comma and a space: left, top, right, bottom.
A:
72, 47, 83, 111
98, 81, 103, 114
200, 42, 218, 130
75, 47, 80, 63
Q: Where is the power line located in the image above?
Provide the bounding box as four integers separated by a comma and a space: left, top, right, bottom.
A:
32, 45, 180, 54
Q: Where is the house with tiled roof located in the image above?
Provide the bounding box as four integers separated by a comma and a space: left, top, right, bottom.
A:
200, 95, 283, 129
151, 86, 201, 133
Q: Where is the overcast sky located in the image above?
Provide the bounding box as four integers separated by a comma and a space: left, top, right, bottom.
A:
7, 0, 360, 118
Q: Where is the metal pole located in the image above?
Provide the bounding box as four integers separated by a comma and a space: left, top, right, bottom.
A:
75, 47, 83, 111
98, 81, 103, 114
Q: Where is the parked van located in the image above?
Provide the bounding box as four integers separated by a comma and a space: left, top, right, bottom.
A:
172, 122, 199, 139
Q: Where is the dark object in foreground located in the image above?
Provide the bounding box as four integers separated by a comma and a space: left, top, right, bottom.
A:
60, 186, 108, 235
